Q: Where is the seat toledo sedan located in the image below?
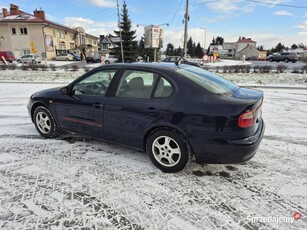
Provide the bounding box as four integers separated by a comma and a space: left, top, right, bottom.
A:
28, 63, 265, 172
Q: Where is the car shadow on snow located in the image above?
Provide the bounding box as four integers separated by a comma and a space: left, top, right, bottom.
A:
53, 133, 259, 179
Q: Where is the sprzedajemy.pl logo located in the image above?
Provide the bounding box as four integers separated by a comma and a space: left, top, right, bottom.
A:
248, 212, 302, 224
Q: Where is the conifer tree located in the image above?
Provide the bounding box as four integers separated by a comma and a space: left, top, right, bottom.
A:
113, 1, 138, 62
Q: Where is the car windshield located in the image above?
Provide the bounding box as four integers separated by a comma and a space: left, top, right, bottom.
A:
176, 65, 239, 94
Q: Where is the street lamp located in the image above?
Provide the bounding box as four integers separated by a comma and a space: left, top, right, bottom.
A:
200, 27, 206, 52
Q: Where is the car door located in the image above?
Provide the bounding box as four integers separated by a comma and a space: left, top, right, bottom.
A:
55, 68, 118, 138
21, 55, 27, 63
104, 68, 175, 148
25, 55, 32, 63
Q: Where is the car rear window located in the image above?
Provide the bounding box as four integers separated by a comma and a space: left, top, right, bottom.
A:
176, 65, 239, 94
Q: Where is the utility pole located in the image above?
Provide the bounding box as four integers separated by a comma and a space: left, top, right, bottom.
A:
183, 0, 189, 58
117, 0, 124, 63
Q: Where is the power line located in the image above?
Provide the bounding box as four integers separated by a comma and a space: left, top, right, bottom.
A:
244, 0, 307, 9
83, 8, 114, 19
169, 0, 184, 25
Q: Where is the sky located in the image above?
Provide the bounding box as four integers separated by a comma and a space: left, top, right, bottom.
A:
1, 0, 307, 50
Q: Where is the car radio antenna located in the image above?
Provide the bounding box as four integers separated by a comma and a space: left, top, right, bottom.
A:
175, 55, 184, 67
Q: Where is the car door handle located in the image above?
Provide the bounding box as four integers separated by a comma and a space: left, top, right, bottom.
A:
93, 102, 103, 108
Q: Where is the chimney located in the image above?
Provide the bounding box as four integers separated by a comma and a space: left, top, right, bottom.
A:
34, 9, 45, 21
2, 8, 8, 17
10, 4, 20, 15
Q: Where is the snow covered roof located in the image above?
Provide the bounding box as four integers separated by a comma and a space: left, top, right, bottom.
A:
0, 11, 43, 22
236, 44, 259, 53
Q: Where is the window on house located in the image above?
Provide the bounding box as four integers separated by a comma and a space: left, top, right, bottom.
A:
11, 28, 16, 35
20, 27, 28, 35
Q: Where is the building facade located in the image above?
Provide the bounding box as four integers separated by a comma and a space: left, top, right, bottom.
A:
0, 4, 99, 60
210, 37, 260, 60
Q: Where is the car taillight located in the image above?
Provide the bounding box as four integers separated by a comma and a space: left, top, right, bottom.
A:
238, 111, 254, 128
238, 103, 262, 128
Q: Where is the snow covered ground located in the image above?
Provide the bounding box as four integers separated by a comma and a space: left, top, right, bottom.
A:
0, 73, 307, 229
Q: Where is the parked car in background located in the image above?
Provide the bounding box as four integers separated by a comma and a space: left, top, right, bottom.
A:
0, 51, 15, 63
86, 54, 101, 63
27, 63, 264, 173
162, 56, 201, 67
52, 53, 74, 61
69, 53, 81, 61
17, 54, 41, 64
266, 52, 299, 63
103, 55, 117, 64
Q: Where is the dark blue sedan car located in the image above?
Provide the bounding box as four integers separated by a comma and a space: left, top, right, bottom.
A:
28, 63, 264, 172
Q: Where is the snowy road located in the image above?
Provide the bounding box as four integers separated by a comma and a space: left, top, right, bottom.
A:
0, 83, 306, 229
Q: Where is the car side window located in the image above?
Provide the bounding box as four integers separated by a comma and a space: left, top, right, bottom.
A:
72, 70, 116, 96
116, 70, 173, 99
153, 78, 173, 98
116, 70, 158, 99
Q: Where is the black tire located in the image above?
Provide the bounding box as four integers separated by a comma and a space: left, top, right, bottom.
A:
105, 60, 110, 64
269, 58, 273, 62
52, 58, 56, 61
66, 58, 69, 61
17, 60, 21, 63
147, 129, 189, 173
284, 58, 289, 63
33, 106, 59, 138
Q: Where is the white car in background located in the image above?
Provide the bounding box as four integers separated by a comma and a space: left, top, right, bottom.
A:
17, 54, 41, 64
52, 53, 74, 61
103, 55, 117, 64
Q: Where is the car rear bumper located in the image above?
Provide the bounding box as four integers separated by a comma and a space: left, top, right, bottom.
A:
193, 120, 265, 164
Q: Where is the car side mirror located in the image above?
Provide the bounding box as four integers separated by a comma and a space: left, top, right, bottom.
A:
59, 86, 68, 95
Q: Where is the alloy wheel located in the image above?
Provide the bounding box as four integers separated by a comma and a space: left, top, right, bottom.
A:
35, 111, 51, 134
152, 136, 181, 167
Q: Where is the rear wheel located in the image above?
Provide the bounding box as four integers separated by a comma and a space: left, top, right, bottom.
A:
147, 130, 189, 173
269, 58, 273, 62
52, 58, 56, 61
284, 58, 289, 63
105, 60, 110, 64
33, 106, 59, 138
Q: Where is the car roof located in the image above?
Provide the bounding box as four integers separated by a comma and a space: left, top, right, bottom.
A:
100, 62, 181, 71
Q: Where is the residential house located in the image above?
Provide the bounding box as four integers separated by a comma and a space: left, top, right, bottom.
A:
0, 4, 99, 60
99, 34, 120, 55
212, 37, 260, 60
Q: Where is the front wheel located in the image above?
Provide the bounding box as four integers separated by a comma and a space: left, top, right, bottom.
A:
284, 58, 289, 63
33, 106, 59, 138
147, 130, 189, 173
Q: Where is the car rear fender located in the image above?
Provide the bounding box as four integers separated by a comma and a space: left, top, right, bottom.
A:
142, 124, 194, 155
